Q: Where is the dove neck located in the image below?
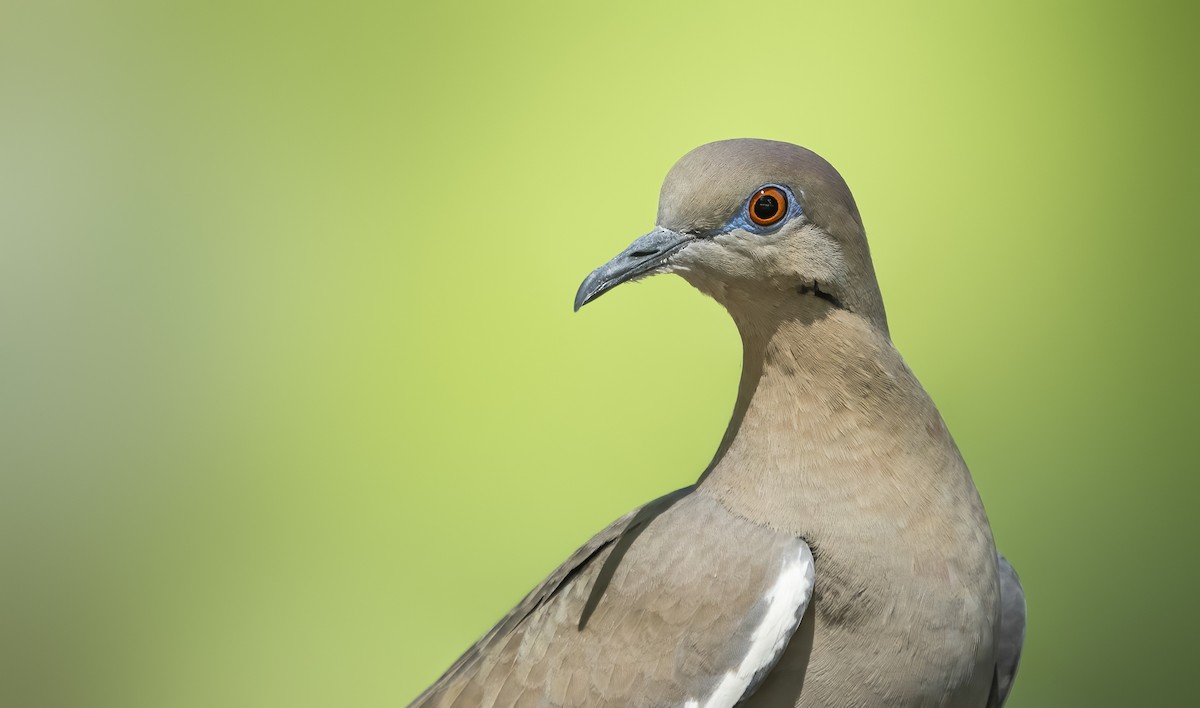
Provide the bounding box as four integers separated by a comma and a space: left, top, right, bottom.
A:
696, 300, 966, 525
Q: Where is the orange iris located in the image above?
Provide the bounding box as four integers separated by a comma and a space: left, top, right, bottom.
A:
748, 187, 787, 226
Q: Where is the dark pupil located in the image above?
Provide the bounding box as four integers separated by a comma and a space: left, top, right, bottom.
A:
753, 195, 779, 220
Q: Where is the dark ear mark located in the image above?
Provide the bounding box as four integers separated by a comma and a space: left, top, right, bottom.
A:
797, 280, 846, 310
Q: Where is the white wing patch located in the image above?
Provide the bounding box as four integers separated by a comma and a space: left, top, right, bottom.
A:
685, 543, 815, 708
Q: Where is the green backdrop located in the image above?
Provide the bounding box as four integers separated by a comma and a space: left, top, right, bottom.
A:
2, 1, 1196, 706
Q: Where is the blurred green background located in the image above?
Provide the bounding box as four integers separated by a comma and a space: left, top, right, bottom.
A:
1, 1, 1196, 706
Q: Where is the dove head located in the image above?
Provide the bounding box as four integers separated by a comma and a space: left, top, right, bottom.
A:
575, 139, 888, 334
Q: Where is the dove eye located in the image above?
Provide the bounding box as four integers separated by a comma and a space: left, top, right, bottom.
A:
748, 187, 787, 227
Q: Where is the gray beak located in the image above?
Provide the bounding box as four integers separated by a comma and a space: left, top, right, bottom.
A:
574, 228, 693, 311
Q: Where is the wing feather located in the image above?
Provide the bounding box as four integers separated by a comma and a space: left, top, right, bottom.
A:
987, 553, 1026, 708
410, 489, 813, 708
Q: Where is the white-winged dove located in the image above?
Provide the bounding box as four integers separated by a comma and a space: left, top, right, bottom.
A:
411, 139, 1025, 707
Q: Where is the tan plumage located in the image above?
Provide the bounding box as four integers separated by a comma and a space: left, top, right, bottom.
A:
411, 139, 1025, 707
